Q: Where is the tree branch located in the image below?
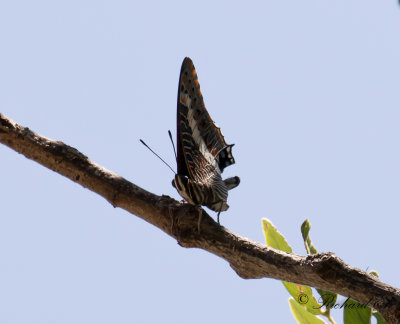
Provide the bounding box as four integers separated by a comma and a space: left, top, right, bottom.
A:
1, 113, 399, 323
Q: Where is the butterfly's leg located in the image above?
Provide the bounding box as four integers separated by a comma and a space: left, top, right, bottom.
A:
217, 205, 223, 225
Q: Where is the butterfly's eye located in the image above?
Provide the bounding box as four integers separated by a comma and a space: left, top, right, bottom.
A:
171, 179, 176, 188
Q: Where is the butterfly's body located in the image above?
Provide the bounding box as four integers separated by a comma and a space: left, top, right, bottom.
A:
173, 57, 240, 216
173, 174, 228, 211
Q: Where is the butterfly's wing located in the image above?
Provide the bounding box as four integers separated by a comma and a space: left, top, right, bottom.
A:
176, 94, 221, 187
175, 57, 239, 212
175, 100, 228, 210
177, 57, 235, 175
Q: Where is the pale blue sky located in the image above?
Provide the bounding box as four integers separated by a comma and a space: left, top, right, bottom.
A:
1, 1, 399, 323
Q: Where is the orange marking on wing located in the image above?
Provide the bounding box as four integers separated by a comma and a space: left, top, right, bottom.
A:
180, 94, 188, 106
182, 74, 187, 84
198, 120, 205, 131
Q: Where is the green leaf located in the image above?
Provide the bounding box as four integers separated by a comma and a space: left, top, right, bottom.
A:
283, 282, 323, 315
369, 271, 387, 323
301, 219, 318, 255
262, 219, 322, 315
369, 270, 379, 278
315, 288, 337, 311
343, 297, 372, 324
300, 219, 338, 309
372, 310, 388, 324
262, 218, 292, 253
289, 298, 327, 324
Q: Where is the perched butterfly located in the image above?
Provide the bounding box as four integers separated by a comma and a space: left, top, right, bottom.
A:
172, 57, 240, 221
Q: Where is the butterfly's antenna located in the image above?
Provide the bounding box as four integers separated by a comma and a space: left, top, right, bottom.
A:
168, 130, 177, 161
140, 139, 176, 175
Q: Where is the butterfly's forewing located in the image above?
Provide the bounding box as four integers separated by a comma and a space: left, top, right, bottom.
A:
176, 99, 190, 178
177, 58, 235, 174
176, 89, 218, 187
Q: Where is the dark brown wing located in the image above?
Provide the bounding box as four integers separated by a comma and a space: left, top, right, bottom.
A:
177, 57, 235, 175
176, 99, 218, 186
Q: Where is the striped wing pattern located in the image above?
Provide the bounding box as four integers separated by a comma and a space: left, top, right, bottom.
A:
178, 58, 235, 173
174, 57, 239, 213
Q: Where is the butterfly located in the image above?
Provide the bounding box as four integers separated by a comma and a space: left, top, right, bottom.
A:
172, 57, 240, 222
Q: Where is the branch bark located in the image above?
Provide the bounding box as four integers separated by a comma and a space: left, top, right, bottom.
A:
1, 113, 399, 323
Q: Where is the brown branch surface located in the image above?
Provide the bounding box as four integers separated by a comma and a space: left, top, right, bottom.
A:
1, 113, 399, 323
